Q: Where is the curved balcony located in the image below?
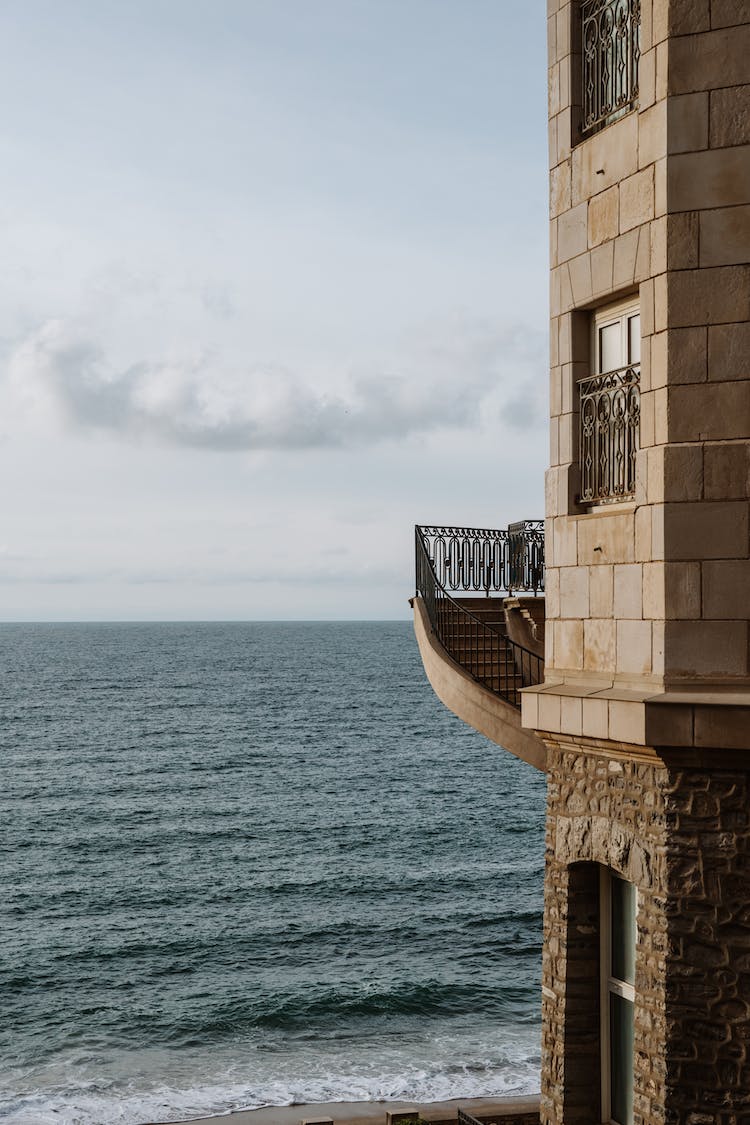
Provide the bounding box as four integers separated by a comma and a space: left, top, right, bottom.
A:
412, 523, 547, 772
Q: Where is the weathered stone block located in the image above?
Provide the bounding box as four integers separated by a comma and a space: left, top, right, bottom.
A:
669, 0, 710, 34
710, 0, 750, 28
703, 441, 750, 501
702, 560, 750, 618
668, 147, 750, 211
667, 210, 699, 270
664, 619, 748, 676
614, 563, 644, 619
700, 204, 750, 267
667, 92, 708, 154
665, 561, 701, 619
612, 227, 641, 289
617, 619, 653, 674
571, 112, 639, 203
640, 99, 668, 169
568, 251, 593, 305
590, 240, 614, 296
667, 325, 706, 383
662, 443, 704, 500
589, 563, 614, 617
620, 168, 655, 233
664, 500, 749, 559
667, 382, 750, 443
550, 160, 571, 218
554, 619, 584, 670
588, 184, 619, 247
709, 83, 750, 147
560, 565, 589, 617
583, 617, 616, 670
578, 511, 636, 565
558, 200, 588, 262
669, 24, 750, 93
708, 321, 750, 382
667, 266, 750, 329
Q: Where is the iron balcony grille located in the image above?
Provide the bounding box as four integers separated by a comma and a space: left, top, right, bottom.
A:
579, 364, 640, 504
417, 522, 544, 597
582, 0, 641, 136
415, 524, 545, 711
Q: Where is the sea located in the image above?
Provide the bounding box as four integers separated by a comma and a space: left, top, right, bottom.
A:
0, 622, 546, 1125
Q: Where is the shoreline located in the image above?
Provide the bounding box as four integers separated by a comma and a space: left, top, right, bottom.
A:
150, 1094, 541, 1125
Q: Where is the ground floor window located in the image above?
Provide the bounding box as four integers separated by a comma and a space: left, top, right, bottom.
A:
600, 868, 636, 1125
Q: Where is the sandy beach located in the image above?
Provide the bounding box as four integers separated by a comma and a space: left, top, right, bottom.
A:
153, 1094, 540, 1125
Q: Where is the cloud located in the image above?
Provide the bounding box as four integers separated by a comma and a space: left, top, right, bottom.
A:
5, 315, 546, 452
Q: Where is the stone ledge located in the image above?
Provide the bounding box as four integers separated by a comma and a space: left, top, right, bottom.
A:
522, 681, 750, 753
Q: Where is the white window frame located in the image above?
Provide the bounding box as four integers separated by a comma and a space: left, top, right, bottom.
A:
591, 295, 641, 376
600, 868, 636, 1125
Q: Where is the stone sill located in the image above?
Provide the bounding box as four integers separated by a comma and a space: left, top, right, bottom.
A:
522, 681, 750, 752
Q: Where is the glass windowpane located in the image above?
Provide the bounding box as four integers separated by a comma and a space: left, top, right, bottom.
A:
599, 323, 621, 373
611, 875, 636, 984
610, 993, 634, 1125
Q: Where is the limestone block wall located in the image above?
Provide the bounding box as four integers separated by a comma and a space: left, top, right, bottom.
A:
541, 742, 750, 1125
545, 0, 750, 691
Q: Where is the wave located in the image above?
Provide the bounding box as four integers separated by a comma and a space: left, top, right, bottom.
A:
0, 1025, 541, 1125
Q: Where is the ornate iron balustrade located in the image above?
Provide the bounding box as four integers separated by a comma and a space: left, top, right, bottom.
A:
417, 523, 544, 597
579, 364, 640, 503
415, 525, 544, 711
508, 519, 545, 595
582, 0, 641, 136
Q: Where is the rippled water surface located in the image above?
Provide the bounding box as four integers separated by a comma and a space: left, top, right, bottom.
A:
1, 622, 545, 1124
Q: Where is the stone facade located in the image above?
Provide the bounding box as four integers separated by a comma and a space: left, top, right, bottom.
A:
543, 0, 750, 701
529, 4, 750, 1122
542, 742, 750, 1125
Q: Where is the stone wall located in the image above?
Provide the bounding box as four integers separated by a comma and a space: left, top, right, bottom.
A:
662, 764, 750, 1123
541, 743, 750, 1125
545, 0, 750, 691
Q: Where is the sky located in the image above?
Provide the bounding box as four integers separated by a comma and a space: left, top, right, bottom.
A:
0, 0, 549, 621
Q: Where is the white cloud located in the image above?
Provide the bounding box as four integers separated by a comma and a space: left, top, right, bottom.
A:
5, 312, 546, 452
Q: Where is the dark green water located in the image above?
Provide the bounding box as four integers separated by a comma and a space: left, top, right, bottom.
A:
0, 622, 545, 1124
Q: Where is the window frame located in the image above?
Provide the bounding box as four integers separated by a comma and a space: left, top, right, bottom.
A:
591, 296, 641, 376
599, 868, 636, 1125
577, 295, 641, 507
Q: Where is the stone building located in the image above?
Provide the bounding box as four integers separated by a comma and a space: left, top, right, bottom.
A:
412, 2, 750, 1123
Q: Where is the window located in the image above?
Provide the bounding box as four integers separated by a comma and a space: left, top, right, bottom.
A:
600, 870, 636, 1125
580, 0, 641, 138
578, 297, 640, 505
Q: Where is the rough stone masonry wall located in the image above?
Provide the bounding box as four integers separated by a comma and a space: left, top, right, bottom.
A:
541, 745, 750, 1125
662, 764, 750, 1124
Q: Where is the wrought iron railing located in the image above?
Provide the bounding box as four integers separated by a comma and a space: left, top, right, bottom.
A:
415, 525, 545, 710
508, 519, 545, 594
581, 0, 641, 136
579, 364, 640, 503
417, 523, 544, 597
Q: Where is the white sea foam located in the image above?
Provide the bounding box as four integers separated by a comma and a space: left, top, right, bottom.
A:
0, 1026, 541, 1125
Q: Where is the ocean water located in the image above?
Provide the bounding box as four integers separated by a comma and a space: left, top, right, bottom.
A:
0, 622, 546, 1125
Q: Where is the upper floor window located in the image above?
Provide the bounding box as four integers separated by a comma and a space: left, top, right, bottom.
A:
581, 0, 641, 137
579, 298, 640, 505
